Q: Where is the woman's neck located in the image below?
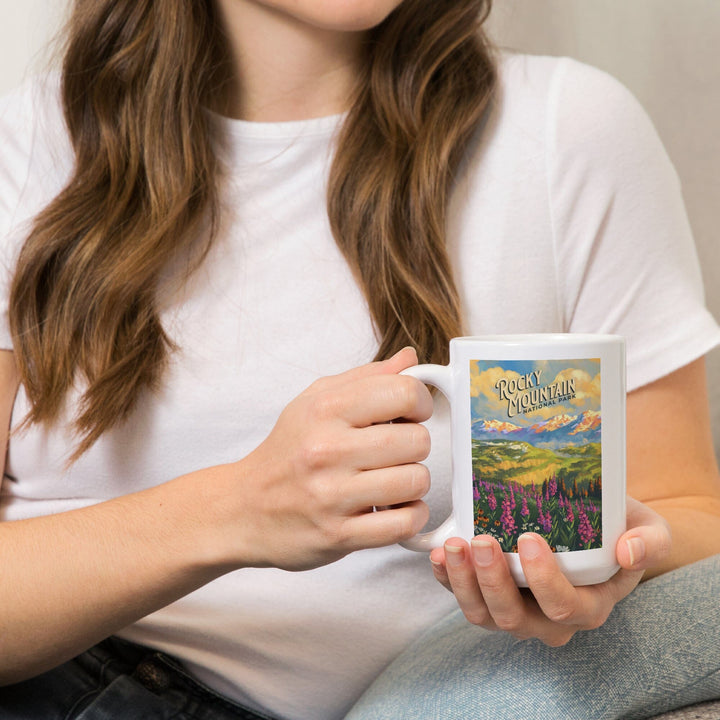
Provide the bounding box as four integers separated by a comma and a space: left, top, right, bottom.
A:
212, 0, 366, 122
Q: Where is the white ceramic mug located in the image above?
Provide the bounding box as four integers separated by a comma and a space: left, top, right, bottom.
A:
401, 334, 626, 586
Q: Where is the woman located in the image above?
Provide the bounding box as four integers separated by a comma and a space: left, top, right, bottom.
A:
0, 0, 718, 718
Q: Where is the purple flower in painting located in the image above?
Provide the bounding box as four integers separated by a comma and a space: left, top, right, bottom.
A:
509, 491, 516, 510
548, 475, 558, 497
564, 501, 575, 524
473, 486, 481, 501
487, 490, 497, 511
521, 495, 529, 517
500, 497, 516, 535
577, 508, 596, 545
539, 511, 552, 534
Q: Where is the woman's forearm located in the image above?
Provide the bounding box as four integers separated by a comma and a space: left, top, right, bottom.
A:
0, 350, 435, 685
0, 466, 234, 685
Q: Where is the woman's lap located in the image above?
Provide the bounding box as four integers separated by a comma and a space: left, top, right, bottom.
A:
1, 555, 718, 720
345, 554, 720, 720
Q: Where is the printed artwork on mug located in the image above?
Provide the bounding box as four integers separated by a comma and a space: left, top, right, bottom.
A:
470, 359, 603, 553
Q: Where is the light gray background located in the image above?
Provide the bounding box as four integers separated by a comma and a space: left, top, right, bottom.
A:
2, 0, 719, 457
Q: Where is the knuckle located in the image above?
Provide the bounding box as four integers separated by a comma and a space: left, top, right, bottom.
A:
545, 602, 577, 625
410, 464, 431, 498
320, 517, 350, 548
393, 513, 416, 540
493, 611, 524, 633
395, 375, 421, 416
585, 606, 611, 631
410, 424, 431, 460
463, 608, 490, 627
307, 377, 329, 394
313, 391, 344, 421
300, 438, 335, 471
396, 502, 429, 539
478, 576, 506, 596
656, 525, 672, 559
372, 427, 395, 454
308, 474, 342, 510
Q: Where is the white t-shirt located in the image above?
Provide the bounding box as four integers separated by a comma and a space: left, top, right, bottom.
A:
1, 52, 719, 720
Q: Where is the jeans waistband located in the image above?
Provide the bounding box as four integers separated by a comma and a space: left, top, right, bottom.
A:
92, 636, 278, 720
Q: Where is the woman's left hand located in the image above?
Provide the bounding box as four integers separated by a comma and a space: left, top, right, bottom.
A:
429, 496, 671, 646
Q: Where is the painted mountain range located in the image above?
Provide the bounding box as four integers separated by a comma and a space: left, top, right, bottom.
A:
472, 410, 601, 449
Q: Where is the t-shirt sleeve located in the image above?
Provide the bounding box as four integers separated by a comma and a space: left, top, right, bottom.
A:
546, 57, 720, 391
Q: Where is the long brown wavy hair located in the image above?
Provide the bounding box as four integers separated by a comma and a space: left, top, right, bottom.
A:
9, 0, 496, 459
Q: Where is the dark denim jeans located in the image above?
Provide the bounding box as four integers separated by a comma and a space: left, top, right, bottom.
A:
0, 636, 276, 720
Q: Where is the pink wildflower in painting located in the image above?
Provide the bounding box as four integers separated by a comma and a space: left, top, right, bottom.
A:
564, 501, 575, 524
521, 495, 529, 517
539, 511, 552, 534
500, 497, 516, 535
577, 508, 596, 545
487, 490, 497, 511
548, 475, 558, 497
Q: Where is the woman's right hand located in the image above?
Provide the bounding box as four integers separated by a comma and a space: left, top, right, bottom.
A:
0, 347, 433, 684
215, 347, 434, 571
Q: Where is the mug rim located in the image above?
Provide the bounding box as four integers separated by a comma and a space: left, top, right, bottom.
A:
450, 333, 623, 345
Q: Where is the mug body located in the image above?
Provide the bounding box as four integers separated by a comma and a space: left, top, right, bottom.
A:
448, 334, 625, 586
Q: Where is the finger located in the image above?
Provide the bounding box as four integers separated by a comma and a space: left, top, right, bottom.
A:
345, 464, 430, 511
352, 422, 431, 470
342, 500, 429, 549
308, 372, 432, 429
616, 497, 672, 572
468, 535, 529, 633
312, 347, 420, 392
429, 548, 453, 592
343, 374, 434, 426
516, 533, 597, 627
444, 539, 494, 627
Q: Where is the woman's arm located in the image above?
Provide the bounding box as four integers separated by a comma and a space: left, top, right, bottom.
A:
626, 357, 720, 576
0, 347, 432, 684
430, 357, 720, 645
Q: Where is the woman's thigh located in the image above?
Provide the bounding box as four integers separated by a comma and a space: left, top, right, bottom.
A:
346, 554, 720, 720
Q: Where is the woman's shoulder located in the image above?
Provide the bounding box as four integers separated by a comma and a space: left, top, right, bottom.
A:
495, 50, 635, 106
493, 51, 662, 167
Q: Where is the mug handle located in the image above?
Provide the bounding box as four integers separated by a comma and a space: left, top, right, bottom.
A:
399, 364, 458, 552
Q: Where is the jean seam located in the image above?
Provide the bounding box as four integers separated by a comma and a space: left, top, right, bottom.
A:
61, 651, 118, 720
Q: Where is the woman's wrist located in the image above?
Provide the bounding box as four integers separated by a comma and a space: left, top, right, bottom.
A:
171, 460, 258, 574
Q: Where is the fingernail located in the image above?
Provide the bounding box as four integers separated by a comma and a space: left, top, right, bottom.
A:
444, 544, 465, 566
470, 538, 494, 567
518, 534, 541, 560
626, 537, 646, 567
